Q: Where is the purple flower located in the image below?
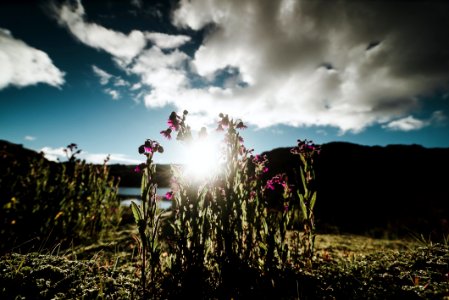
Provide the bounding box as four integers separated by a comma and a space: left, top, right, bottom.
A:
236, 121, 247, 129
164, 191, 174, 200
160, 129, 172, 140
168, 111, 181, 131
134, 163, 146, 173
262, 167, 269, 173
144, 146, 153, 153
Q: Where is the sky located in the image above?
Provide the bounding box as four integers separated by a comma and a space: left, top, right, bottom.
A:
1, 0, 449, 165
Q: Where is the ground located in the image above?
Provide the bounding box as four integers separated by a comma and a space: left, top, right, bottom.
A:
1, 230, 448, 299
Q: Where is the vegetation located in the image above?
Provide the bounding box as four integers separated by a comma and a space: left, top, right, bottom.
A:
0, 112, 448, 299
0, 143, 121, 253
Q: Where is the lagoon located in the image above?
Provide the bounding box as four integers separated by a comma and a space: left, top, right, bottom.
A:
118, 186, 172, 210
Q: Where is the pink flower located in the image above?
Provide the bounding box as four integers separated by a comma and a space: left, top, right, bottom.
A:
164, 191, 174, 200
236, 121, 247, 129
160, 129, 172, 140
144, 146, 153, 153
134, 163, 146, 173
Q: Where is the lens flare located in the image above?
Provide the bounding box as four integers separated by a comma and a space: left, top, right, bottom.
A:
184, 138, 221, 180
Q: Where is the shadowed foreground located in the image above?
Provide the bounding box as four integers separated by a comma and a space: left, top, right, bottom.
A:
1, 231, 448, 299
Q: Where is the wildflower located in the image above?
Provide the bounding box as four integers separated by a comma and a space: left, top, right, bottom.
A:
138, 145, 145, 154
236, 121, 247, 129
164, 191, 174, 200
218, 114, 229, 127
262, 167, 269, 173
168, 111, 181, 131
160, 128, 172, 140
144, 146, 153, 153
238, 136, 244, 143
134, 163, 146, 173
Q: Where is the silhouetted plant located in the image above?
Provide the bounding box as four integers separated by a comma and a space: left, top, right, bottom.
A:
0, 143, 121, 252
291, 139, 321, 261
157, 111, 302, 296
131, 139, 165, 298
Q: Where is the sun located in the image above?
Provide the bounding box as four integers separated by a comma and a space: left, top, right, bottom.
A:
184, 138, 222, 181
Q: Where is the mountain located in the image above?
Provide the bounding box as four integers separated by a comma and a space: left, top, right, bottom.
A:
2, 139, 448, 237
263, 142, 449, 237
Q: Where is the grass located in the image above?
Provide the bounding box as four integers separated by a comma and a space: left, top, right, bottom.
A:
1, 228, 448, 299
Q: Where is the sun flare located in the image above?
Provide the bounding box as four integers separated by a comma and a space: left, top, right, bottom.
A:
184, 138, 221, 180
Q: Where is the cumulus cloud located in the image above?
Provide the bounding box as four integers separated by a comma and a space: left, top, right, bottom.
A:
55, 0, 146, 62
41, 146, 140, 164
105, 88, 120, 100
383, 116, 428, 132
0, 28, 65, 90
145, 32, 191, 49
40, 146, 67, 162
383, 111, 446, 131
56, 0, 449, 132
168, 0, 449, 131
92, 65, 112, 85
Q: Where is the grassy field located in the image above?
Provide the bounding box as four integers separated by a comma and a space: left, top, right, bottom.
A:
1, 228, 448, 299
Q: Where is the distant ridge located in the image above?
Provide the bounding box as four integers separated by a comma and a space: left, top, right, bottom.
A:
262, 142, 449, 237
2, 139, 448, 236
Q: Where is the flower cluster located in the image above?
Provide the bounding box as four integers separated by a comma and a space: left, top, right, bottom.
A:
264, 173, 291, 212
138, 139, 164, 155
160, 110, 191, 141
291, 139, 321, 156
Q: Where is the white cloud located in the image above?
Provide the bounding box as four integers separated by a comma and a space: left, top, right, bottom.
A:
92, 65, 112, 85
383, 111, 446, 131
167, 0, 449, 132
383, 116, 427, 131
55, 0, 146, 62
145, 32, 191, 49
131, 82, 142, 90
114, 78, 128, 87
83, 153, 140, 165
0, 28, 65, 90
55, 0, 449, 133
105, 88, 120, 100
41, 146, 140, 164
24, 135, 36, 141
40, 146, 67, 162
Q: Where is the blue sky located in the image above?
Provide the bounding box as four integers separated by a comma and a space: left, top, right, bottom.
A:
1, 0, 449, 165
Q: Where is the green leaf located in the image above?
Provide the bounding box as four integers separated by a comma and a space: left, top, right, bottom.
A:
297, 191, 307, 219
310, 191, 317, 211
131, 201, 142, 224
300, 166, 308, 194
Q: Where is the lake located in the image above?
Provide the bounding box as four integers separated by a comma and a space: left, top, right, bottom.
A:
118, 186, 172, 210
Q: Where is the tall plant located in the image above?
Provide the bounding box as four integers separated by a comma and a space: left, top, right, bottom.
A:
291, 139, 321, 260
131, 139, 165, 297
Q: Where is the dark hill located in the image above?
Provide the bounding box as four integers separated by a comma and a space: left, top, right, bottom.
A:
263, 142, 449, 237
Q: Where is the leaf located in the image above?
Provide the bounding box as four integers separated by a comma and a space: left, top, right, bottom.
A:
297, 191, 307, 219
310, 191, 317, 211
300, 166, 308, 194
131, 201, 142, 224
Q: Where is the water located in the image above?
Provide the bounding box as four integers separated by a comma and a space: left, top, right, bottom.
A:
118, 187, 172, 210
